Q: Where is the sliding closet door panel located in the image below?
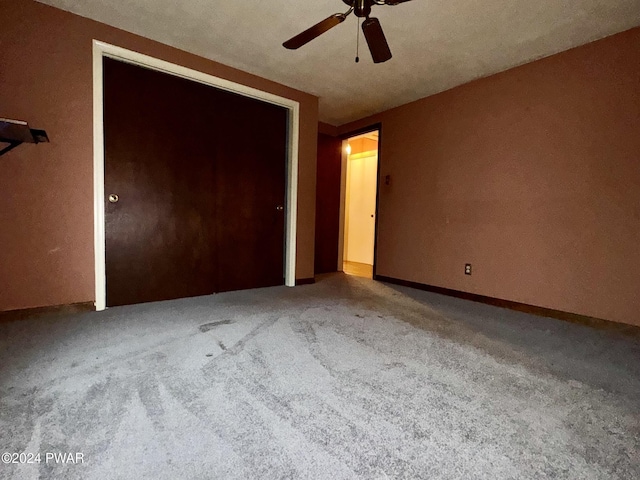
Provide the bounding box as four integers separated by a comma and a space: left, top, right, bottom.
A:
104, 58, 287, 305
104, 58, 216, 306
214, 93, 288, 292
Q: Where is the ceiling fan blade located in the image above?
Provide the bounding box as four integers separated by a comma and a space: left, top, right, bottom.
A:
283, 13, 347, 50
362, 17, 392, 63
384, 0, 413, 5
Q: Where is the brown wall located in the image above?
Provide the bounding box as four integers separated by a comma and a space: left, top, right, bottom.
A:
315, 133, 343, 274
0, 0, 318, 311
339, 27, 640, 326
318, 122, 339, 137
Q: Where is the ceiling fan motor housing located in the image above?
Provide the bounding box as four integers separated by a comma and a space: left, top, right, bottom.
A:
344, 0, 373, 17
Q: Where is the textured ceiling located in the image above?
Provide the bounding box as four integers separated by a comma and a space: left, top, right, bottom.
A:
38, 0, 640, 125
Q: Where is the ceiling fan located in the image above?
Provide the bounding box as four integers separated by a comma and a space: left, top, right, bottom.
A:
283, 0, 413, 64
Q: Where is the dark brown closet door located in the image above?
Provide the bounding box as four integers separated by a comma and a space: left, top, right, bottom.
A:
103, 58, 288, 307
104, 58, 217, 306
214, 92, 287, 292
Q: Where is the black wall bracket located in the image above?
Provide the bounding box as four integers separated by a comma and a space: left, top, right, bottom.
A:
0, 118, 49, 157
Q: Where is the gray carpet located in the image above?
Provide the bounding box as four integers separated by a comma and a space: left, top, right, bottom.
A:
1, 274, 639, 479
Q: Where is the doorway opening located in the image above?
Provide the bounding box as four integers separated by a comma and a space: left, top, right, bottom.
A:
339, 129, 380, 279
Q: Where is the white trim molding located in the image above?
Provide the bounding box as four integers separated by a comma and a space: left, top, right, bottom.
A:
337, 139, 349, 271
92, 40, 300, 311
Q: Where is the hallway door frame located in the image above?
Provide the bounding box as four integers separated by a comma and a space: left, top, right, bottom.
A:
338, 123, 382, 277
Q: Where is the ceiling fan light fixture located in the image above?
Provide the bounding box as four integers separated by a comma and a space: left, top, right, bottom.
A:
283, 0, 414, 63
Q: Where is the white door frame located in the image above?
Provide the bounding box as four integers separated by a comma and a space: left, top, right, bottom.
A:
92, 40, 299, 311
337, 140, 349, 271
